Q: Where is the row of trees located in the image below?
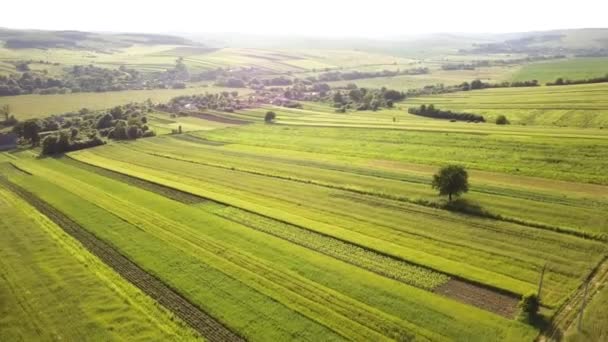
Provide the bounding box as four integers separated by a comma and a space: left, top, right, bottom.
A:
408, 104, 485, 122
41, 131, 105, 155
314, 68, 429, 82
547, 74, 608, 86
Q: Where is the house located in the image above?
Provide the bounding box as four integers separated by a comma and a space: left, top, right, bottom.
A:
0, 133, 17, 151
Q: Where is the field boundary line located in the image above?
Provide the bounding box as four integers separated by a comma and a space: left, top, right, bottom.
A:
0, 176, 245, 342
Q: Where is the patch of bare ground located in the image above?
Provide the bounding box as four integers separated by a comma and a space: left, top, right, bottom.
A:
540, 256, 608, 341
0, 177, 244, 342
435, 279, 520, 318
191, 112, 251, 125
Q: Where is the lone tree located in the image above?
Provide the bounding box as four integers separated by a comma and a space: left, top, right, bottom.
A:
432, 165, 469, 201
264, 111, 276, 123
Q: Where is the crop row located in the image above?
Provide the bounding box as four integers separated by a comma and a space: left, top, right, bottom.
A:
213, 206, 450, 290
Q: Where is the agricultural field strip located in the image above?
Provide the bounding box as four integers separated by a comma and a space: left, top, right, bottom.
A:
63, 157, 205, 204
67, 154, 520, 317
208, 206, 519, 317
0, 181, 199, 342
16, 157, 538, 341
400, 83, 608, 127
197, 125, 608, 186
66, 156, 450, 291
248, 107, 608, 140
70, 147, 607, 308
0, 177, 238, 342
126, 137, 608, 238
71, 148, 600, 300
12, 159, 444, 342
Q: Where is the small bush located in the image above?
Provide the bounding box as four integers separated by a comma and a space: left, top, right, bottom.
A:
264, 111, 276, 123
496, 115, 510, 125
518, 293, 539, 323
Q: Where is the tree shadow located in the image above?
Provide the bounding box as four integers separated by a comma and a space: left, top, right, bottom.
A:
441, 198, 496, 218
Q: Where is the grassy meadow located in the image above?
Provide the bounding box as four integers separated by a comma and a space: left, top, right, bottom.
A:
511, 57, 608, 83
402, 83, 608, 127
0, 174, 198, 341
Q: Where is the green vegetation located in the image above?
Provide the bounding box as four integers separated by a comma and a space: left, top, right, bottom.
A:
512, 57, 608, 83
432, 165, 469, 201
0, 179, 198, 341
403, 83, 608, 127
565, 285, 608, 341
0, 86, 250, 120
3, 26, 608, 341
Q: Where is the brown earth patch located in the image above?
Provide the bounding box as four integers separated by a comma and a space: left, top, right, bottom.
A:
435, 278, 520, 318
0, 177, 243, 342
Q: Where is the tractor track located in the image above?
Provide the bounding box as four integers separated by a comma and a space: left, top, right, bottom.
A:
0, 177, 245, 342
540, 256, 608, 341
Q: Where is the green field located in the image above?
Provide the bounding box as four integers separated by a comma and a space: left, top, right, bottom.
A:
0, 86, 251, 120
566, 283, 608, 341
511, 58, 608, 83
3, 27, 608, 341
0, 175, 198, 341
401, 83, 608, 127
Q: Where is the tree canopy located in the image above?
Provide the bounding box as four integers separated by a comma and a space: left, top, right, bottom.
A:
431, 165, 469, 201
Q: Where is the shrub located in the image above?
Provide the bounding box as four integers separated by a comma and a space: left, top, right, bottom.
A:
518, 293, 539, 323
495, 115, 510, 125
264, 111, 276, 123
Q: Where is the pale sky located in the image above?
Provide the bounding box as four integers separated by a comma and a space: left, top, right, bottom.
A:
3, 0, 607, 37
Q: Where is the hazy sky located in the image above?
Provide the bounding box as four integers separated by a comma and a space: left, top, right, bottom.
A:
4, 0, 607, 37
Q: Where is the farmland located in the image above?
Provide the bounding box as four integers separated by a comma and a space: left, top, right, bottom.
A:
2, 26, 608, 341
0, 167, 198, 341
0, 86, 251, 121
511, 57, 608, 83
3, 84, 608, 339
402, 83, 608, 127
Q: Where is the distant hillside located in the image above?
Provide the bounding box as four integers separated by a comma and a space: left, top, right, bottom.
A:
0, 28, 197, 51
462, 28, 608, 56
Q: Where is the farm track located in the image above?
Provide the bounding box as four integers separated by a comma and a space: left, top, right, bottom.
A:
541, 256, 608, 341
0, 177, 244, 342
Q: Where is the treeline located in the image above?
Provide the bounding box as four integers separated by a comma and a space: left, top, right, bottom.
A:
408, 104, 485, 122
11, 103, 155, 155
404, 78, 538, 97
332, 86, 406, 111
547, 74, 608, 86
0, 58, 195, 96
441, 55, 565, 71
158, 91, 241, 113
314, 68, 429, 82
214, 68, 429, 89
